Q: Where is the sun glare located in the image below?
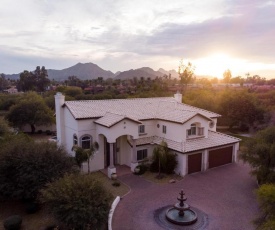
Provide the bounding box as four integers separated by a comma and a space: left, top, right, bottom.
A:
194, 53, 245, 78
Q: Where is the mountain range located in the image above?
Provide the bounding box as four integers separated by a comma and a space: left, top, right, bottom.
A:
2, 62, 178, 81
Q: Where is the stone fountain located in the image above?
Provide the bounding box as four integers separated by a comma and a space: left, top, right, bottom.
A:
165, 189, 198, 225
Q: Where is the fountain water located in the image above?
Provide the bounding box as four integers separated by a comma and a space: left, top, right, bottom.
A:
165, 190, 198, 225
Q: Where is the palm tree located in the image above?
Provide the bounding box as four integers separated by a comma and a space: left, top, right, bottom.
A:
72, 142, 99, 173
153, 141, 168, 179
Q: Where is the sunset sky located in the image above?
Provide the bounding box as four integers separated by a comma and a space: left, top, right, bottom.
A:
0, 0, 275, 78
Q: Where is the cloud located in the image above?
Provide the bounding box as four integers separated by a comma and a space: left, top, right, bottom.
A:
0, 0, 274, 76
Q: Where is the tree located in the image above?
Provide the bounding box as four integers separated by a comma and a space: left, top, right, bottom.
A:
72, 141, 99, 173
150, 141, 177, 177
240, 126, 275, 184
5, 92, 54, 133
255, 184, 275, 229
17, 66, 50, 92
219, 89, 265, 130
223, 69, 232, 84
41, 173, 112, 230
178, 60, 195, 91
0, 74, 10, 91
0, 135, 77, 200
35, 66, 50, 92
0, 119, 10, 136
17, 70, 36, 91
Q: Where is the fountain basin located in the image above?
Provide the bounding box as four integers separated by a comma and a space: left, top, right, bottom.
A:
166, 207, 198, 225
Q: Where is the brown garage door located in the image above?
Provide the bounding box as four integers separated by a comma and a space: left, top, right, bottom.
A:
209, 146, 233, 169
188, 153, 202, 174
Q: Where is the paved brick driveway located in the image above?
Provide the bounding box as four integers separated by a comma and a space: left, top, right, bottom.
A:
112, 163, 259, 230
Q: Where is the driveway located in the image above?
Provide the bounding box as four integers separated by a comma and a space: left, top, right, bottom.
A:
112, 162, 259, 230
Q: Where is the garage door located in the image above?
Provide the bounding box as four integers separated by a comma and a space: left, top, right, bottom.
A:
188, 153, 202, 174
209, 146, 233, 169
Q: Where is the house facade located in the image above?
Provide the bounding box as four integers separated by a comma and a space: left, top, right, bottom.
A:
55, 92, 240, 178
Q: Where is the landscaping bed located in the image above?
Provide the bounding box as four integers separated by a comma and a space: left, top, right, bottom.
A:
140, 171, 182, 184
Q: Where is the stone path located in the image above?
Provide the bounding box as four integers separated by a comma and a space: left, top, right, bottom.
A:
112, 163, 259, 230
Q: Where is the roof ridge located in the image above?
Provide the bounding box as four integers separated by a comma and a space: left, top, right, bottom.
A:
65, 97, 174, 103
180, 103, 221, 117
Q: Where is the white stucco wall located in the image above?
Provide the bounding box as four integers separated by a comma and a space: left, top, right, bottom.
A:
209, 118, 218, 131
118, 135, 132, 166
63, 108, 79, 155
96, 119, 139, 143
174, 152, 187, 176
184, 115, 210, 139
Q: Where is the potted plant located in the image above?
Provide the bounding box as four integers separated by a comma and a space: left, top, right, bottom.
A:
134, 166, 140, 174
111, 173, 117, 180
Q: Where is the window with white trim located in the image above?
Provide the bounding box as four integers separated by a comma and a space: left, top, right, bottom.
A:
138, 125, 145, 134
137, 149, 148, 161
198, 127, 204, 136
73, 134, 78, 145
81, 135, 91, 149
187, 124, 196, 136
162, 125, 167, 134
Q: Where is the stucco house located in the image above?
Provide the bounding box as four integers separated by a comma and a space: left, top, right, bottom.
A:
55, 92, 240, 178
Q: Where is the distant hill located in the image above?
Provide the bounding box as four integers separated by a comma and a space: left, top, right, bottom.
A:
115, 67, 178, 80
47, 62, 114, 80
3, 63, 178, 81
158, 68, 178, 78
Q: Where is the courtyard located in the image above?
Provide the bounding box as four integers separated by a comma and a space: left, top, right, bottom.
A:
112, 162, 259, 230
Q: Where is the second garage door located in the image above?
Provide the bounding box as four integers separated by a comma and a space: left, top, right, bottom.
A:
188, 153, 202, 174
209, 146, 233, 169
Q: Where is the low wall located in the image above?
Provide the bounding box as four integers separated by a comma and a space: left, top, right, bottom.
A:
108, 196, 121, 230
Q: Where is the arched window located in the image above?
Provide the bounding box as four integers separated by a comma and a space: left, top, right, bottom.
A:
81, 135, 92, 149
73, 134, 78, 146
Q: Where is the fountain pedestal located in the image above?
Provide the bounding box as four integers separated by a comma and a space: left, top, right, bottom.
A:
165, 190, 197, 226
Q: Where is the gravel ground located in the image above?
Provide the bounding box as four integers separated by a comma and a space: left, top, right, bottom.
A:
112, 162, 259, 230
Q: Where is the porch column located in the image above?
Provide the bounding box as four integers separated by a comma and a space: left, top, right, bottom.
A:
131, 139, 139, 172
108, 142, 116, 178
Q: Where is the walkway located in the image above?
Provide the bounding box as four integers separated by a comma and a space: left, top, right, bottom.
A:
112, 163, 259, 230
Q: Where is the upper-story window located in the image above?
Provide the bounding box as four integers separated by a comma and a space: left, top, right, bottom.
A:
81, 135, 92, 149
188, 124, 196, 136
73, 134, 78, 146
187, 123, 204, 138
138, 125, 145, 134
162, 125, 167, 134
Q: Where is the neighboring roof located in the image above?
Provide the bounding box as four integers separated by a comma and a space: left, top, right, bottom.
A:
94, 112, 141, 128
129, 131, 240, 153
64, 97, 220, 123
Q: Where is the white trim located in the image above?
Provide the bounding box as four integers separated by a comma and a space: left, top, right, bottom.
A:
108, 196, 121, 230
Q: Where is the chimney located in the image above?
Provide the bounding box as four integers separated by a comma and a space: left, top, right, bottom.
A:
174, 91, 182, 103
55, 92, 65, 146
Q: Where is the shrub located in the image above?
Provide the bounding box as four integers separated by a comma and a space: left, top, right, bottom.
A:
112, 181, 121, 187
3, 215, 22, 230
41, 174, 113, 230
45, 130, 52, 135
24, 201, 40, 214
164, 153, 178, 174
0, 136, 77, 200
134, 164, 148, 175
